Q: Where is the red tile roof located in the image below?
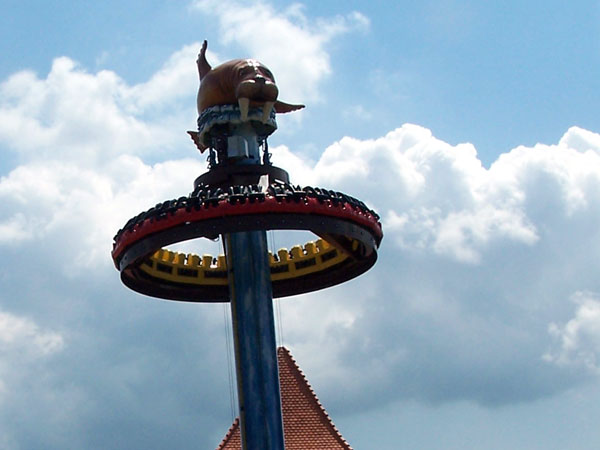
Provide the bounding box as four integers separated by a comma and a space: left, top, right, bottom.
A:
216, 346, 352, 450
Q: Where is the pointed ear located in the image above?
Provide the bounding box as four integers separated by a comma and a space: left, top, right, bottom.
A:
196, 40, 212, 80
274, 101, 305, 114
187, 131, 207, 152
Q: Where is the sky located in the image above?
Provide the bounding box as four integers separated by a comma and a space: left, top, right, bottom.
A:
1, 0, 600, 448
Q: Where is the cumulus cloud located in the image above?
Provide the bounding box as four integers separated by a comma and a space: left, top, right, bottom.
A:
0, 310, 63, 356
270, 124, 600, 408
0, 44, 210, 269
0, 156, 205, 272
273, 124, 540, 263
191, 0, 369, 104
0, 309, 63, 412
0, 44, 201, 165
124, 43, 204, 112
545, 292, 600, 373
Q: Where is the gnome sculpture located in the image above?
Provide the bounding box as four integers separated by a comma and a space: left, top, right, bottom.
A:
188, 40, 304, 155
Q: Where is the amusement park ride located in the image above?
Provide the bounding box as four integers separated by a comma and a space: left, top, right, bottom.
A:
111, 41, 383, 449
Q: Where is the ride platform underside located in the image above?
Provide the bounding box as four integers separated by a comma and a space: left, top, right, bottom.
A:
112, 165, 382, 302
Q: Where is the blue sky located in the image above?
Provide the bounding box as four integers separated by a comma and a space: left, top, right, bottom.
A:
3, 0, 599, 166
1, 1, 600, 449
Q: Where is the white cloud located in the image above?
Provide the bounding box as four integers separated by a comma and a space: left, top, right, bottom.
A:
274, 123, 539, 263
545, 292, 600, 373
0, 156, 205, 272
191, 0, 369, 104
271, 124, 600, 407
559, 126, 600, 154
0, 46, 200, 165
0, 310, 63, 356
0, 44, 209, 269
124, 43, 203, 112
0, 310, 63, 406
0, 213, 31, 243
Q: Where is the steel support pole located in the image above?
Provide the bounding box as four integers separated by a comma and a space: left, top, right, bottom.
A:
224, 230, 285, 450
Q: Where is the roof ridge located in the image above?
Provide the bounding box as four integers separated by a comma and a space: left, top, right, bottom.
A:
277, 346, 353, 450
215, 417, 240, 450
216, 346, 352, 449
